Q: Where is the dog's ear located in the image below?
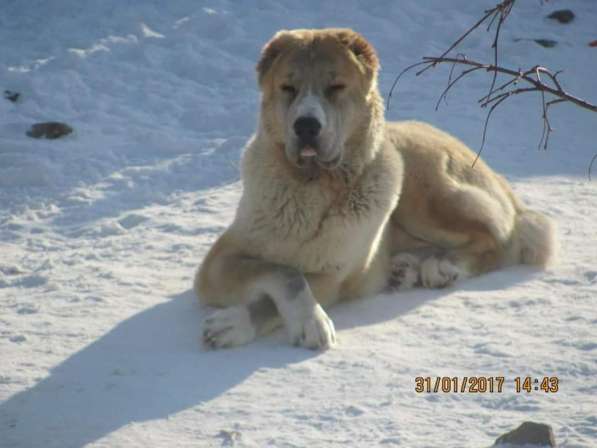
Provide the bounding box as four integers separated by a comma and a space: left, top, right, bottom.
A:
334, 29, 379, 76
256, 30, 294, 86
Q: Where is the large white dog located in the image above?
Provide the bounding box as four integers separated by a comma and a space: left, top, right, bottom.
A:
195, 28, 557, 350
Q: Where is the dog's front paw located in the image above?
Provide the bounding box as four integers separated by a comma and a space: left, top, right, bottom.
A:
420, 256, 463, 288
202, 306, 256, 350
289, 304, 336, 350
389, 253, 421, 290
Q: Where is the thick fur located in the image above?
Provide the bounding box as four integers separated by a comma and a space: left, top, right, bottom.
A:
195, 28, 557, 350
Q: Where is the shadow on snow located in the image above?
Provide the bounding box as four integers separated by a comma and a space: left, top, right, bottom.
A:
0, 267, 535, 447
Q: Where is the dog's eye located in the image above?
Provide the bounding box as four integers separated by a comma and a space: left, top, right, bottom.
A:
326, 84, 346, 96
281, 85, 297, 97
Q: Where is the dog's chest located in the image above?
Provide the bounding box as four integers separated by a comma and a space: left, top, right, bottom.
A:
241, 175, 396, 275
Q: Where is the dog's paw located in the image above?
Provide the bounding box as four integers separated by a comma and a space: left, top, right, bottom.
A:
289, 304, 336, 350
420, 256, 463, 288
389, 253, 421, 290
202, 306, 256, 350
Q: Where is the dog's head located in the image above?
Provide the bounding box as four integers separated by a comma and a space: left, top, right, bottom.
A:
256, 28, 380, 175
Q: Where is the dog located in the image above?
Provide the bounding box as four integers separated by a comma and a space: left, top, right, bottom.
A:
195, 28, 557, 350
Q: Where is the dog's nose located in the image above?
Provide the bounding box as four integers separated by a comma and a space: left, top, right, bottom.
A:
293, 116, 321, 141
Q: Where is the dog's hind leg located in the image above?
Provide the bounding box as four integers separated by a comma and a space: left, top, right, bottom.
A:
390, 229, 502, 290
417, 230, 501, 288
388, 222, 440, 290
392, 182, 516, 289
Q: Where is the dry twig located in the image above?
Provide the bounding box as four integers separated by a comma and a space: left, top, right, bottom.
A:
589, 154, 597, 181
388, 0, 597, 168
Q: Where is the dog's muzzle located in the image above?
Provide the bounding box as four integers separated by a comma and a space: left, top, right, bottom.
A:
293, 116, 321, 159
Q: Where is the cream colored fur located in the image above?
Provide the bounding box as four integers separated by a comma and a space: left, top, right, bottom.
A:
195, 28, 557, 350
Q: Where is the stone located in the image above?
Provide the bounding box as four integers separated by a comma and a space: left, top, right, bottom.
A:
534, 39, 557, 48
26, 122, 73, 139
3, 90, 20, 103
494, 421, 556, 447
547, 10, 575, 24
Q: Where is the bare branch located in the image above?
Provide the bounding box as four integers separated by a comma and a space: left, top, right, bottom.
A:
480, 87, 538, 108
474, 93, 510, 167
420, 57, 597, 113
536, 71, 567, 150
413, 0, 516, 78
436, 65, 483, 111
441, 53, 468, 108
386, 60, 429, 110
486, 0, 515, 99
589, 154, 597, 181
388, 0, 597, 174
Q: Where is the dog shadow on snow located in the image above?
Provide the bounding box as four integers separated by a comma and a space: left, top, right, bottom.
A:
0, 268, 534, 447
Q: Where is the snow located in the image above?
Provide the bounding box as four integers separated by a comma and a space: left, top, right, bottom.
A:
1, 0, 596, 447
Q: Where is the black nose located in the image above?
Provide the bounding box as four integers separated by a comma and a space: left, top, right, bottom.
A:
293, 116, 321, 141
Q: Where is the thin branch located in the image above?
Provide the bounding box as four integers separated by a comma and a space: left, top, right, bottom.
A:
386, 60, 429, 110
539, 98, 565, 150
435, 66, 483, 111
388, 0, 597, 175
481, 87, 538, 108
420, 57, 597, 113
477, 74, 520, 104
486, 0, 515, 99
388, 1, 515, 110
442, 53, 468, 107
414, 1, 516, 77
474, 94, 510, 167
536, 67, 550, 150
589, 154, 597, 181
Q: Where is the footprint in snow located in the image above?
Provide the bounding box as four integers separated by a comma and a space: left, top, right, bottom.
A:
9, 335, 27, 343
118, 214, 149, 229
17, 306, 38, 315
345, 405, 365, 416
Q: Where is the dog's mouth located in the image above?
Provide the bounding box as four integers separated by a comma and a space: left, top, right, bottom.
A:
299, 146, 318, 159
294, 148, 342, 182
296, 145, 341, 170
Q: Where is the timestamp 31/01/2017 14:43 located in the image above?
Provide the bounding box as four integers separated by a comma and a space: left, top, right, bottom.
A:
414, 376, 559, 394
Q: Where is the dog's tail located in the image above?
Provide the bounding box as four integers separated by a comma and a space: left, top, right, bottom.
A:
510, 209, 558, 268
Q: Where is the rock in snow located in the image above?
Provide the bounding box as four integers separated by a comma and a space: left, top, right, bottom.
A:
26, 122, 73, 139
494, 421, 557, 447
534, 39, 558, 48
3, 89, 20, 102
546, 10, 575, 24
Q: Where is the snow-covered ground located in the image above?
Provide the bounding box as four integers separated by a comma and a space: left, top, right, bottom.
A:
1, 1, 595, 446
